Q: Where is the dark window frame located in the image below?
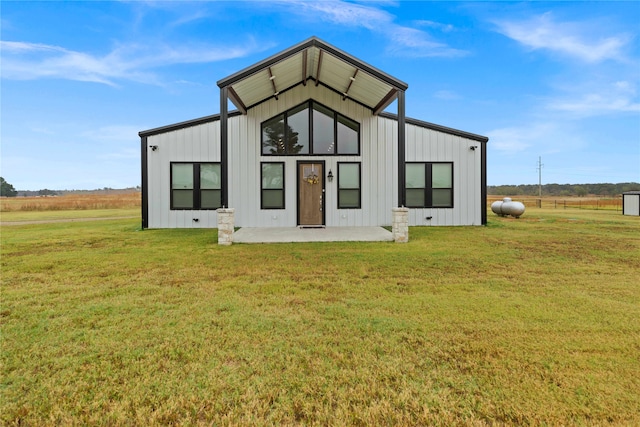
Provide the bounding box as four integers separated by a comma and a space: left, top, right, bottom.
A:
337, 162, 362, 209
170, 162, 222, 210
405, 162, 454, 208
261, 162, 286, 210
261, 100, 360, 156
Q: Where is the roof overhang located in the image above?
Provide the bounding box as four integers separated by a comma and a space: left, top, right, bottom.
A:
217, 36, 408, 115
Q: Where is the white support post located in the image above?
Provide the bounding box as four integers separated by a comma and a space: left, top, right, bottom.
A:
392, 207, 409, 243
217, 208, 235, 245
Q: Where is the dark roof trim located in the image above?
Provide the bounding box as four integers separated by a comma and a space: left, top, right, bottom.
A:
138, 111, 242, 137
380, 112, 489, 143
216, 36, 408, 91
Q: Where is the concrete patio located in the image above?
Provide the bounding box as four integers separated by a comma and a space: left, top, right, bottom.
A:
232, 226, 393, 244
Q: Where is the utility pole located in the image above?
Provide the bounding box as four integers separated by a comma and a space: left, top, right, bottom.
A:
537, 156, 544, 197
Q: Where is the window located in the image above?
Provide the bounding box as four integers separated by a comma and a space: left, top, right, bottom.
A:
261, 162, 285, 209
261, 101, 360, 156
312, 103, 335, 154
337, 115, 359, 154
338, 162, 361, 209
262, 114, 286, 155
171, 163, 221, 210
405, 162, 453, 208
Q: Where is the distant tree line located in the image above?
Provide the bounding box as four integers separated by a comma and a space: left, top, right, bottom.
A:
488, 182, 640, 197
0, 177, 141, 197
15, 187, 141, 197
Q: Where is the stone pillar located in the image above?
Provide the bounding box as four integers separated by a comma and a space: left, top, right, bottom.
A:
392, 207, 409, 243
217, 208, 235, 246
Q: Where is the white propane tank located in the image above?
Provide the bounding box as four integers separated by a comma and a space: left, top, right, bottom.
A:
491, 197, 525, 218
491, 200, 505, 216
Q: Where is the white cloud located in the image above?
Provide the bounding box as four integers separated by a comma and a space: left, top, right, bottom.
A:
276, 0, 467, 58
434, 90, 461, 100
549, 94, 640, 116
386, 26, 467, 58
281, 0, 393, 30
494, 12, 630, 63
0, 39, 265, 86
486, 126, 534, 154
547, 80, 640, 117
486, 122, 584, 155
415, 20, 455, 33
82, 125, 143, 143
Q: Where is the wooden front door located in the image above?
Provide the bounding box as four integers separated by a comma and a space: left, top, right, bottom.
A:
298, 162, 324, 226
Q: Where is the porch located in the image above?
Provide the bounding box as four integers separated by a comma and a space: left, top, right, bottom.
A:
232, 226, 393, 244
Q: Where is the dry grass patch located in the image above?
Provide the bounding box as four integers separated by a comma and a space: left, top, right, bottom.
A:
1, 193, 140, 223
1, 210, 639, 425
0, 193, 140, 212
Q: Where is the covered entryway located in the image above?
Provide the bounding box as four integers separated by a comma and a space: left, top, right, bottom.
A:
298, 162, 324, 226
217, 36, 409, 210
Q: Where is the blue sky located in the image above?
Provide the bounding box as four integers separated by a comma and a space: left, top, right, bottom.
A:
1, 1, 639, 190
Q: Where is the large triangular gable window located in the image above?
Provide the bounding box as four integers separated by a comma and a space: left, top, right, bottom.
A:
261, 101, 359, 156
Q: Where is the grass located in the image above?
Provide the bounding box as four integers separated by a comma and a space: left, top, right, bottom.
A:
1, 208, 639, 425
0, 208, 140, 222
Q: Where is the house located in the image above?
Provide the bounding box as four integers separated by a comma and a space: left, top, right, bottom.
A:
622, 191, 640, 216
139, 37, 488, 229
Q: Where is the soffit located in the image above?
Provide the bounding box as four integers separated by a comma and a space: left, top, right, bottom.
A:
217, 37, 407, 114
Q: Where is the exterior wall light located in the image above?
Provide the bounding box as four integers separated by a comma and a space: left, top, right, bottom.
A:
327, 169, 334, 182
150, 145, 158, 151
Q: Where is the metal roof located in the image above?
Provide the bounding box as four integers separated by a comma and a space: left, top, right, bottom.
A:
217, 36, 408, 114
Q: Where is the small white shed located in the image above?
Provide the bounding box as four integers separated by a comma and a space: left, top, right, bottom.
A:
622, 191, 640, 216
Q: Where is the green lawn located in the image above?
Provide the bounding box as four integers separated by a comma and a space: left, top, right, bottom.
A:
1, 210, 639, 425
0, 207, 139, 222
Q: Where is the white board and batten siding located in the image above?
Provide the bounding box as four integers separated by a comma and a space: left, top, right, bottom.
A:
405, 122, 483, 226
145, 82, 484, 228
146, 121, 221, 228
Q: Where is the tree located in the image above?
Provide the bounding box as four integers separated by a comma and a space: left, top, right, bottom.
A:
39, 189, 57, 196
0, 177, 18, 197
262, 120, 304, 155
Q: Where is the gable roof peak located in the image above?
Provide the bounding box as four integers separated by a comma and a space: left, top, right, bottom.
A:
217, 36, 407, 113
